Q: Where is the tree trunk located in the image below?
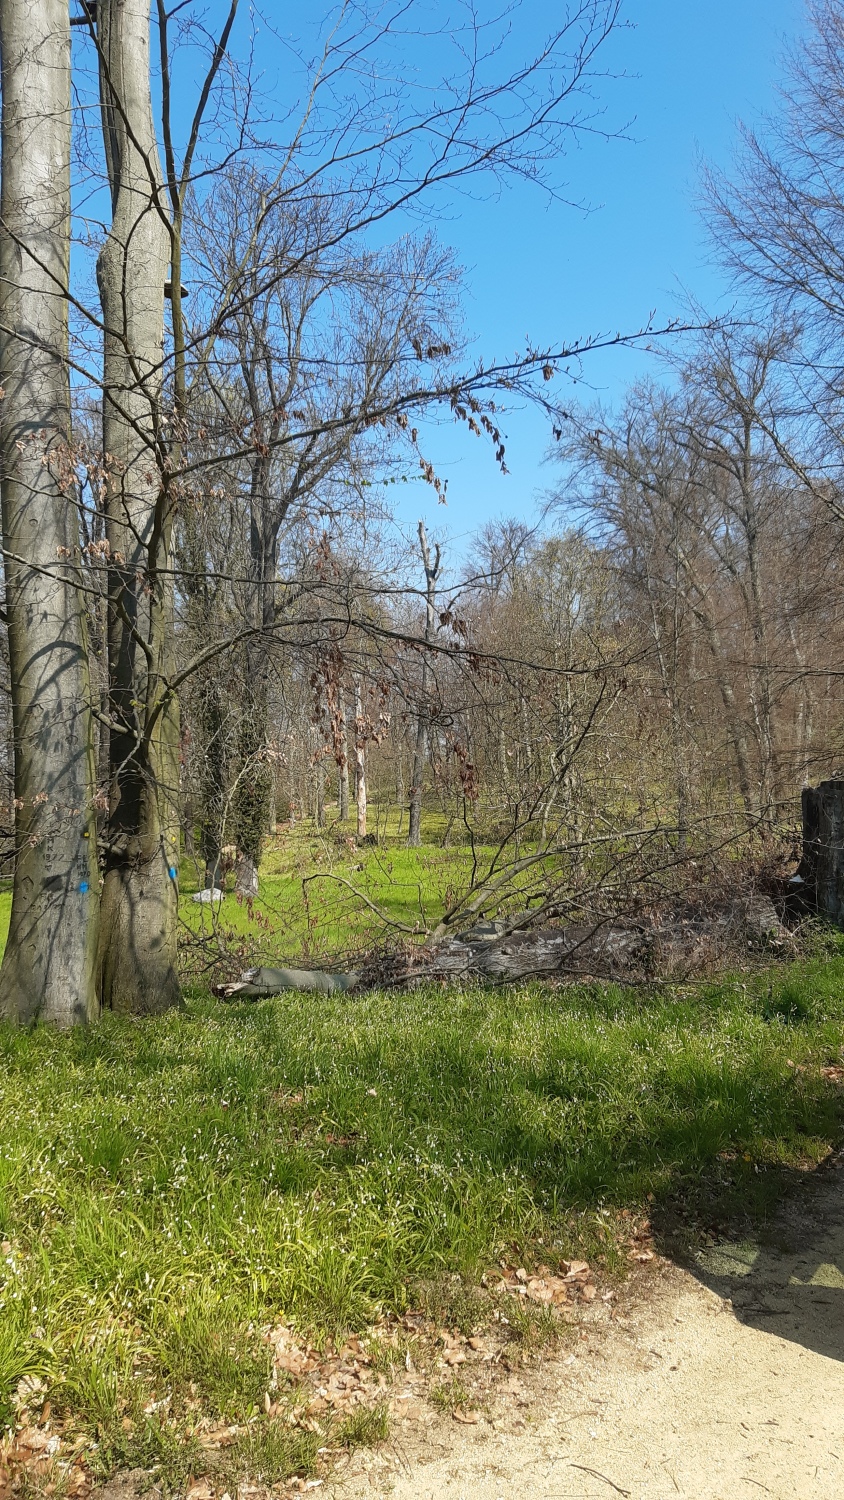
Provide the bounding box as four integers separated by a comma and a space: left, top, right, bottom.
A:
354, 679, 367, 838
395, 749, 404, 835
798, 780, 844, 923
739, 415, 777, 823
230, 438, 284, 883
232, 664, 271, 894
408, 521, 440, 846
338, 686, 350, 819
314, 751, 325, 830
198, 670, 227, 888
235, 850, 259, 898
408, 713, 426, 846
96, 0, 179, 1014
0, 0, 100, 1026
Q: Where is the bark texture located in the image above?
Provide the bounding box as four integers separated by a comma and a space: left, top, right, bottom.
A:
354, 678, 367, 838
408, 522, 440, 846
338, 685, 349, 820
96, 0, 180, 1013
798, 780, 844, 924
197, 671, 227, 889
0, 0, 100, 1026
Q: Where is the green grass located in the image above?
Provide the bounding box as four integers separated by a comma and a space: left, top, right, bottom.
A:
1, 952, 844, 1481
178, 819, 498, 966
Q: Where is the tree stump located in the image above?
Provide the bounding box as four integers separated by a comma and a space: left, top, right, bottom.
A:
797, 780, 844, 923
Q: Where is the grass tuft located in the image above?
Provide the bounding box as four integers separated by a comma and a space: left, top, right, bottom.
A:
335, 1402, 389, 1449
430, 1377, 471, 1414
227, 1420, 320, 1484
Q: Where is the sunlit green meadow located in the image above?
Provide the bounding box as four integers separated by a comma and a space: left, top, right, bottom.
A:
2, 949, 844, 1482
177, 817, 499, 966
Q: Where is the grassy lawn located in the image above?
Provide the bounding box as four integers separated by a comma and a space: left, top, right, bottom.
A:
178, 820, 497, 966
1, 951, 844, 1485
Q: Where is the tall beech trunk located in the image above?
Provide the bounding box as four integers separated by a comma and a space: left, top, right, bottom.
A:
198, 669, 227, 888
338, 685, 350, 820
231, 486, 278, 895
408, 521, 441, 847
233, 662, 270, 897
354, 679, 367, 838
0, 0, 100, 1025
95, 0, 180, 1013
230, 417, 288, 892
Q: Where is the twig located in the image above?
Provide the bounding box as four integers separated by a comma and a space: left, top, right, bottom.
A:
569, 1464, 631, 1497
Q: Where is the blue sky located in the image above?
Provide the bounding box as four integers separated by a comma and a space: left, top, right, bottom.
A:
145, 1, 806, 558
388, 0, 805, 551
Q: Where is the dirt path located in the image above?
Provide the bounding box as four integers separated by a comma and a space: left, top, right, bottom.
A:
333, 1167, 844, 1500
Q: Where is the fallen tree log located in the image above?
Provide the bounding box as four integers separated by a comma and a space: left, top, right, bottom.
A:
212, 895, 786, 1000
214, 965, 360, 998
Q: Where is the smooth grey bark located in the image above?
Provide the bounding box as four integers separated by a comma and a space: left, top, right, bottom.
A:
354, 678, 367, 838
0, 0, 100, 1026
338, 684, 349, 820
231, 457, 279, 885
217, 964, 359, 998
229, 339, 290, 884
198, 670, 227, 889
408, 521, 441, 847
234, 851, 259, 898
95, 0, 180, 1013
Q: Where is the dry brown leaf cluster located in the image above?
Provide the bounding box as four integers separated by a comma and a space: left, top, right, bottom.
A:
1, 1376, 93, 1499
624, 1218, 657, 1264
786, 1057, 844, 1084
263, 1325, 388, 1426
492, 1256, 596, 1305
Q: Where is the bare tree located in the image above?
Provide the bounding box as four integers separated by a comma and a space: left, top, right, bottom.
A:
564, 329, 844, 828
337, 680, 350, 821
353, 676, 367, 838
705, 0, 844, 505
